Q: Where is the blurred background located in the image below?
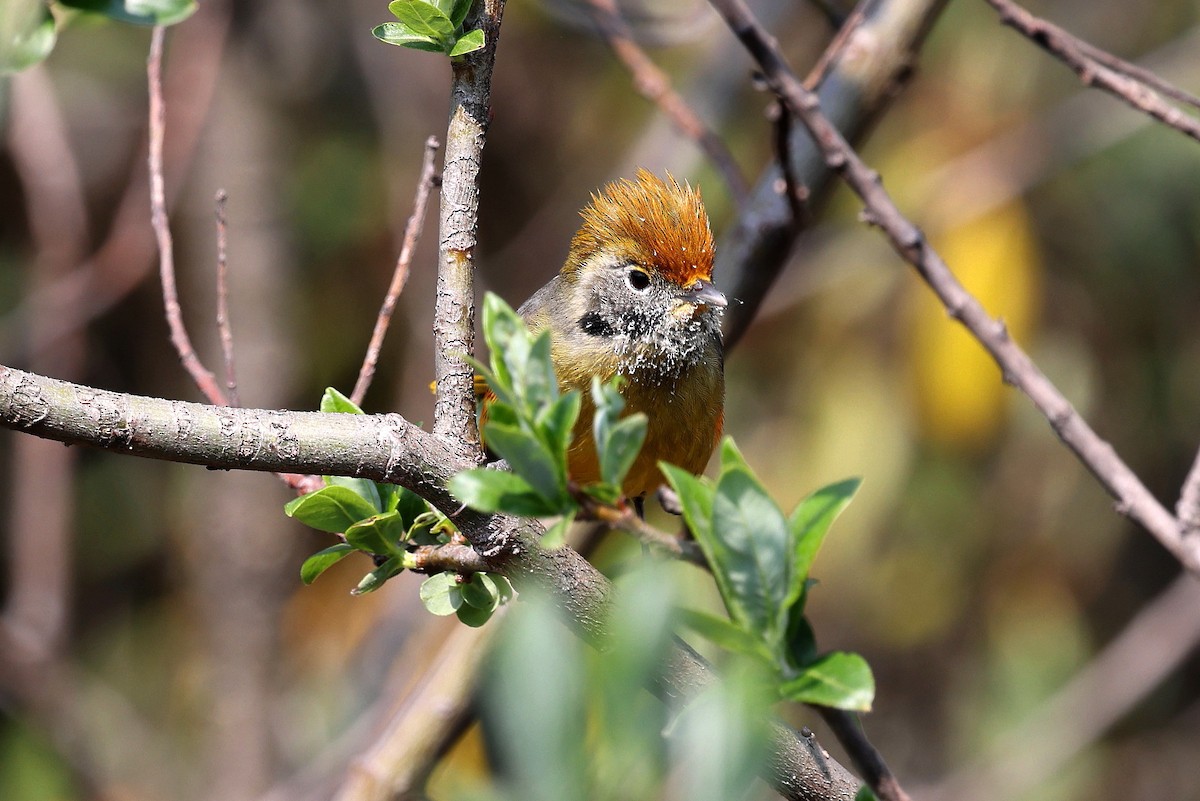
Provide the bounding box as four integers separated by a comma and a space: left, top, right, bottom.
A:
2, 0, 1200, 799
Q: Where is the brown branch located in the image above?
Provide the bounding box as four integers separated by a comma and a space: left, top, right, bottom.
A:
707, 0, 1200, 576
404, 542, 490, 575
352, 136, 441, 407
719, 0, 951, 349
432, 0, 506, 452
817, 707, 910, 801
579, 497, 707, 566
148, 25, 224, 404
0, 363, 861, 801
214, 189, 240, 407
584, 0, 749, 203
984, 0, 1200, 143
1073, 36, 1200, 113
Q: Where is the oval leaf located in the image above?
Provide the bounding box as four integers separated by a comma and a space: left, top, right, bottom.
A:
419, 573, 463, 615
1, 5, 56, 74
58, 0, 198, 26
779, 651, 875, 711
285, 486, 380, 533
320, 386, 363, 414
448, 469, 557, 517
300, 543, 355, 585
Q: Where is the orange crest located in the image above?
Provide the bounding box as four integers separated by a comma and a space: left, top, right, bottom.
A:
566, 169, 715, 286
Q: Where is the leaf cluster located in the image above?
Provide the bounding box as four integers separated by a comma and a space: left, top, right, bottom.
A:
448, 294, 647, 547
665, 445, 873, 711
285, 388, 511, 626
371, 0, 485, 59
2, 0, 197, 74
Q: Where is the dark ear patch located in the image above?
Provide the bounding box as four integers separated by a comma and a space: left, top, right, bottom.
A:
579, 311, 616, 338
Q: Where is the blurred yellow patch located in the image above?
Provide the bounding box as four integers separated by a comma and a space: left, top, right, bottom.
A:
908, 201, 1041, 450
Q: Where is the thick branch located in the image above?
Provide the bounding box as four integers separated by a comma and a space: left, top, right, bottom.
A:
0, 363, 859, 800
433, 0, 505, 451
707, 0, 1200, 576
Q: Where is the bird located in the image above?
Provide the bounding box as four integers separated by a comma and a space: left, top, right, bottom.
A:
515, 169, 727, 499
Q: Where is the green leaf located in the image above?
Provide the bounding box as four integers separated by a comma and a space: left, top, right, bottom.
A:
391, 485, 429, 527
449, 469, 557, 517
1, 3, 56, 74
449, 29, 486, 58
285, 486, 380, 533
460, 573, 500, 610
541, 510, 576, 549
676, 609, 773, 663
660, 464, 714, 544
540, 391, 582, 467
300, 543, 355, 585
320, 386, 363, 414
787, 477, 861, 597
600, 414, 647, 488
784, 609, 818, 670
446, 0, 472, 29
482, 421, 564, 504
352, 555, 405, 595
855, 786, 879, 801
325, 475, 383, 513
58, 0, 197, 26
387, 0, 455, 40
492, 574, 514, 604
371, 22, 444, 51
344, 511, 407, 556
718, 437, 750, 475
456, 600, 496, 627
419, 572, 464, 615
779, 651, 875, 711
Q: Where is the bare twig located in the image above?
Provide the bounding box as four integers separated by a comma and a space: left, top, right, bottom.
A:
817, 707, 911, 801
719, 0, 951, 349
925, 574, 1200, 801
214, 189, 240, 407
148, 25, 224, 404
1178, 447, 1200, 538
352, 136, 441, 407
432, 0, 506, 452
984, 0, 1200, 143
707, 0, 1200, 576
1073, 37, 1200, 113
584, 0, 749, 204
404, 542, 490, 575
577, 496, 707, 566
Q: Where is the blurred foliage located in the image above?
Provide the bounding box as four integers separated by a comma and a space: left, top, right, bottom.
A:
2, 0, 1200, 799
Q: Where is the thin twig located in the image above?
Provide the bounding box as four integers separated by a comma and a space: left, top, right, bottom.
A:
817, 707, 911, 801
432, 1, 506, 453
351, 136, 441, 407
584, 0, 749, 204
1073, 37, 1200, 113
214, 189, 239, 407
578, 496, 707, 566
1177, 447, 1200, 538
403, 542, 490, 575
707, 0, 1200, 576
148, 26, 224, 404
718, 0, 950, 349
984, 0, 1200, 143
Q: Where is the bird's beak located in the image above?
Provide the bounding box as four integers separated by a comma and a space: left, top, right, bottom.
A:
683, 279, 728, 308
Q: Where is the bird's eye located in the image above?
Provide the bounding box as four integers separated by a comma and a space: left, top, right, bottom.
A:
626, 267, 651, 292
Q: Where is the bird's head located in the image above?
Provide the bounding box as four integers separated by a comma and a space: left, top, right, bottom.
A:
558, 170, 726, 378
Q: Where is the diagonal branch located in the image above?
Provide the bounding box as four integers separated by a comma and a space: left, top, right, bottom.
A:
983, 0, 1200, 143
706, 0, 1200, 577
352, 136, 441, 407
584, 0, 749, 203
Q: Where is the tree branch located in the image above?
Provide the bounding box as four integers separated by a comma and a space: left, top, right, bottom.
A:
719, 0, 951, 349
706, 0, 1200, 576
352, 136, 441, 407
0, 363, 860, 801
432, 0, 505, 452
983, 0, 1200, 143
